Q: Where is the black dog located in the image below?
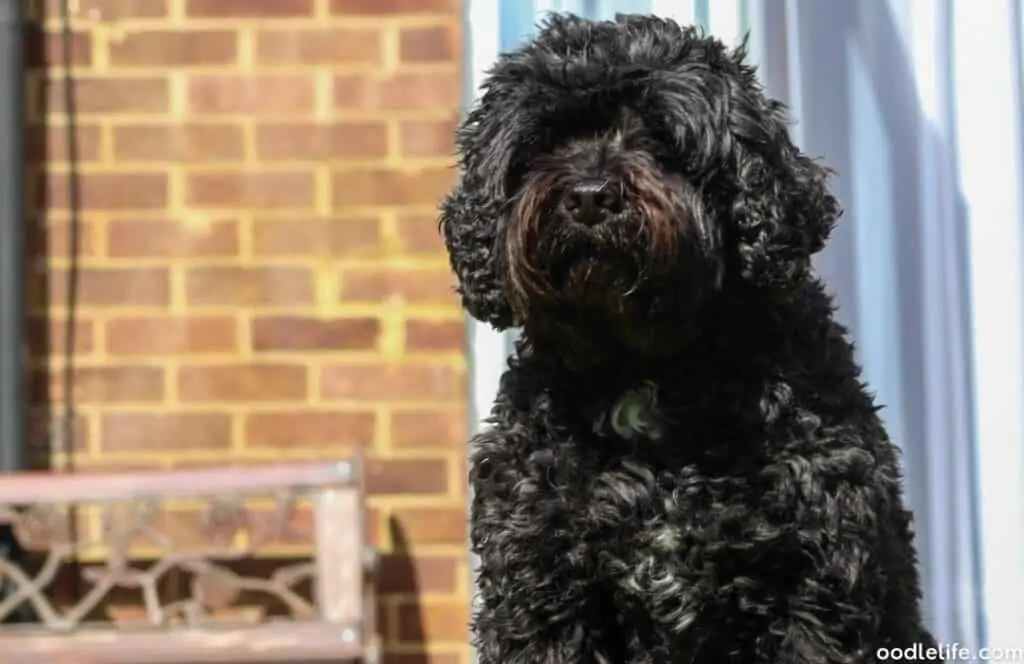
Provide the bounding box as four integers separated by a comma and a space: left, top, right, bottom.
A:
440, 14, 938, 664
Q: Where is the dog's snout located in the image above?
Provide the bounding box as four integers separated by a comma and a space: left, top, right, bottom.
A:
563, 180, 622, 225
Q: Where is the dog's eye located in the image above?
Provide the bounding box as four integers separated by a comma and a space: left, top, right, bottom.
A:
640, 140, 679, 172
505, 160, 529, 192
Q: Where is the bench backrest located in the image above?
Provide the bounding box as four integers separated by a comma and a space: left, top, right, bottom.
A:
0, 457, 378, 663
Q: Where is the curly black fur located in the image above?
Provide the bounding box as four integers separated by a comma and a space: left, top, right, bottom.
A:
440, 13, 937, 664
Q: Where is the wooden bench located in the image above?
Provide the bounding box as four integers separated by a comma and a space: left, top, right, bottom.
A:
0, 457, 379, 663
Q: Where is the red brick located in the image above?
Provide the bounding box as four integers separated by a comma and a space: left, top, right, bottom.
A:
321, 363, 460, 402
185, 170, 315, 209
25, 31, 93, 68
41, 0, 169, 19
101, 412, 232, 453
185, 0, 314, 17
178, 364, 308, 403
26, 124, 102, 164
330, 0, 458, 14
254, 28, 381, 66
405, 320, 464, 351
365, 458, 448, 495
40, 366, 165, 404
397, 600, 468, 643
391, 409, 465, 449
182, 264, 313, 309
112, 124, 245, 162
334, 72, 459, 111
244, 411, 375, 448
399, 117, 457, 157
29, 219, 99, 261
339, 267, 457, 305
394, 214, 447, 254
383, 655, 462, 664
390, 507, 466, 546
40, 76, 170, 116
60, 457, 165, 471
107, 219, 239, 258
106, 316, 237, 356
27, 412, 90, 454
453, 455, 467, 499
39, 172, 169, 210
251, 216, 381, 258
44, 267, 170, 308
366, 506, 383, 547
255, 121, 387, 160
27, 316, 95, 357
185, 266, 315, 307
252, 316, 380, 351
188, 75, 315, 115
399, 26, 458, 63
377, 554, 459, 594
108, 30, 238, 67
332, 168, 454, 207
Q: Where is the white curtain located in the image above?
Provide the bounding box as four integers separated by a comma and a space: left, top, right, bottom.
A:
464, 0, 1024, 653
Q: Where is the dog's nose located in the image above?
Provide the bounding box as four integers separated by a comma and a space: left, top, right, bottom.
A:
563, 180, 622, 225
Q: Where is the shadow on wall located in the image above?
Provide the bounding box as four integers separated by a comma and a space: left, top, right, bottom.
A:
0, 0, 75, 626
10, 0, 85, 619
24, 0, 84, 473
385, 519, 429, 663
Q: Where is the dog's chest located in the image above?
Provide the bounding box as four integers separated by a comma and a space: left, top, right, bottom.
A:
543, 379, 758, 566
579, 456, 758, 628
572, 386, 761, 616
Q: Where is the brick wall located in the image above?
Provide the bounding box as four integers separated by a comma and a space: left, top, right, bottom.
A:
25, 1, 468, 662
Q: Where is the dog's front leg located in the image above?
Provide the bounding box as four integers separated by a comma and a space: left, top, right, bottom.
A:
473, 604, 598, 664
471, 515, 599, 664
469, 428, 599, 664
755, 446, 894, 664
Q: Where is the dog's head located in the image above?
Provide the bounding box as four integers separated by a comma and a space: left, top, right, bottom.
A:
440, 14, 840, 358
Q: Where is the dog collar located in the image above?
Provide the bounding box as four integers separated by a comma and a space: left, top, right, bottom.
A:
602, 380, 664, 440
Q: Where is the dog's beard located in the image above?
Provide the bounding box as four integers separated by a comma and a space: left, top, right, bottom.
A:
504, 156, 711, 358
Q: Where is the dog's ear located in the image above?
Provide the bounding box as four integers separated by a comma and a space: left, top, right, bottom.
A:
726, 84, 841, 287
438, 176, 516, 330
438, 79, 525, 330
